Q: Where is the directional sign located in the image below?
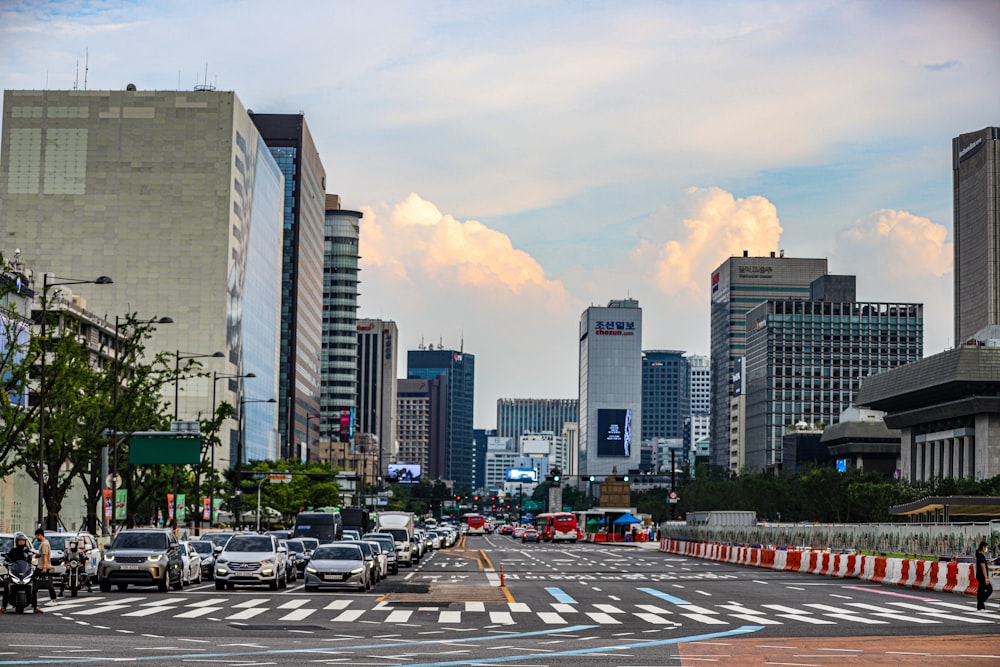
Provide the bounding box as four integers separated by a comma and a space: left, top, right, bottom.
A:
267, 473, 293, 483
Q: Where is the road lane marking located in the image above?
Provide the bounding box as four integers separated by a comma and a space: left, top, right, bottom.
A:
225, 607, 269, 620
638, 587, 689, 605
537, 612, 567, 624
278, 608, 316, 622
545, 587, 577, 604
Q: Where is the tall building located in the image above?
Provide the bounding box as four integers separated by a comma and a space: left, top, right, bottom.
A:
0, 87, 283, 467
953, 127, 1000, 345
687, 354, 711, 454
395, 377, 447, 479
407, 348, 475, 489
641, 350, 690, 441
250, 113, 327, 460
743, 274, 923, 472
496, 398, 578, 440
356, 318, 399, 479
710, 252, 827, 474
578, 298, 643, 479
319, 196, 361, 448
472, 428, 496, 492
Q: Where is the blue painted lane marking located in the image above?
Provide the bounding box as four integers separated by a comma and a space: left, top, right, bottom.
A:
639, 586, 690, 605
545, 586, 577, 603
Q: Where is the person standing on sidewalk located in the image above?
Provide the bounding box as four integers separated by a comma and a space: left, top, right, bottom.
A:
33, 528, 57, 609
975, 540, 992, 612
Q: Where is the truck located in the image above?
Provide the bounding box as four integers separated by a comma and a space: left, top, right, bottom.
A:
375, 511, 415, 567
340, 507, 375, 535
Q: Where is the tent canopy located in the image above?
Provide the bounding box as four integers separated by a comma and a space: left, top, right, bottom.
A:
613, 512, 642, 525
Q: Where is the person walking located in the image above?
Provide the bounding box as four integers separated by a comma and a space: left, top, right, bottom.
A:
33, 528, 57, 609
975, 540, 992, 612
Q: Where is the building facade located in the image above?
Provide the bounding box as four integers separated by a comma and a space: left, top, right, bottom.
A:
356, 318, 399, 480
710, 252, 827, 474
395, 376, 447, 479
319, 197, 361, 448
407, 348, 475, 489
578, 298, 643, 478
250, 113, 327, 461
496, 398, 578, 440
743, 275, 923, 472
641, 350, 690, 442
953, 127, 1000, 345
0, 87, 284, 468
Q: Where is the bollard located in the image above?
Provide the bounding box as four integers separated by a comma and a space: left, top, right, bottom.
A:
500, 563, 505, 587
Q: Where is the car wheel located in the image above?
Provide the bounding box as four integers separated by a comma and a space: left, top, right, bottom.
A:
158, 575, 169, 592
172, 571, 183, 591
99, 579, 111, 593
226, 582, 235, 590
278, 573, 287, 590
215, 580, 225, 591
269, 578, 279, 591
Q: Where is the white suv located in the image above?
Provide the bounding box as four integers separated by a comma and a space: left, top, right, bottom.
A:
214, 533, 288, 590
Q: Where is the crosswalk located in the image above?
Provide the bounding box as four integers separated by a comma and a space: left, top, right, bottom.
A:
49, 589, 998, 630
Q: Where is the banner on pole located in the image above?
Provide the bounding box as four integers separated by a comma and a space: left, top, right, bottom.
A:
167, 493, 175, 521
103, 489, 113, 520
202, 497, 211, 521
176, 493, 186, 521
115, 489, 127, 520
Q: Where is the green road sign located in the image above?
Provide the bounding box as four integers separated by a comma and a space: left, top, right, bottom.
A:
129, 436, 201, 465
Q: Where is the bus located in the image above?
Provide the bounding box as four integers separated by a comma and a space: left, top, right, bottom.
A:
464, 513, 486, 536
534, 512, 579, 542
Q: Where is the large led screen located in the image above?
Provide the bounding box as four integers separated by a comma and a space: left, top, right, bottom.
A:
597, 408, 632, 457
505, 468, 537, 482
387, 463, 422, 484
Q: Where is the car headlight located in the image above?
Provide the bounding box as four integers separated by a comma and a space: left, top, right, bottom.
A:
350, 567, 364, 574
216, 567, 229, 575
147, 554, 164, 562
261, 568, 274, 576
306, 566, 317, 574
103, 554, 115, 562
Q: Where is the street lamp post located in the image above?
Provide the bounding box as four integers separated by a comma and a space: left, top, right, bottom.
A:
208, 371, 255, 528
36, 273, 113, 530
172, 350, 223, 531
235, 396, 275, 528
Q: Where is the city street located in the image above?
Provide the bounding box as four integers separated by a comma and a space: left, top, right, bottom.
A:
0, 535, 997, 666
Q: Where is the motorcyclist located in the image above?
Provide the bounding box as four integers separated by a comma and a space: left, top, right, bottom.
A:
0, 533, 37, 613
62, 538, 91, 593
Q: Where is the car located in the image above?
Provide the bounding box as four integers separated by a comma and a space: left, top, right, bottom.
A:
186, 540, 216, 580
354, 540, 380, 583
362, 533, 398, 575
44, 531, 102, 581
277, 541, 299, 583
512, 526, 526, 539
522, 529, 540, 543
281, 539, 310, 574
214, 533, 288, 590
303, 543, 371, 592
298, 537, 320, 557
499, 524, 514, 536
201, 531, 236, 556
0, 533, 15, 577
341, 529, 361, 541
97, 528, 184, 593
362, 540, 388, 580
179, 542, 204, 585
266, 530, 293, 541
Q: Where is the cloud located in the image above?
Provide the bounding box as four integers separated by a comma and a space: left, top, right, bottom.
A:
835, 208, 951, 280
629, 187, 783, 299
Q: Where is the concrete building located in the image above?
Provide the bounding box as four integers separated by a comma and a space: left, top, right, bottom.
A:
743, 274, 923, 472
249, 113, 327, 461
395, 376, 447, 480
821, 407, 901, 477
319, 197, 361, 449
0, 87, 283, 469
496, 398, 578, 440
710, 252, 827, 474
578, 298, 643, 478
356, 318, 399, 480
953, 127, 1000, 345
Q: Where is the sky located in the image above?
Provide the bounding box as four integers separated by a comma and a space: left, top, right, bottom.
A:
2, 1, 998, 428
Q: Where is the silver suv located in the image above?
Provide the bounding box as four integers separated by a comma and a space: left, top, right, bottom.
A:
214, 533, 288, 590
98, 528, 183, 592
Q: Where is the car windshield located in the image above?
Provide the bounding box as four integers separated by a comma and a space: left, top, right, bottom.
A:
355, 541, 373, 557
299, 538, 319, 551
0, 536, 14, 553
188, 542, 214, 556
113, 532, 167, 550
282, 541, 305, 554
313, 546, 361, 561
203, 533, 234, 548
365, 542, 382, 554
225, 536, 274, 553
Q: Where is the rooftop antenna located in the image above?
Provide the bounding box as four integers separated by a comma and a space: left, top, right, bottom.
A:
419, 335, 425, 351
438, 335, 444, 350
460, 330, 464, 353
83, 47, 89, 90
73, 60, 79, 90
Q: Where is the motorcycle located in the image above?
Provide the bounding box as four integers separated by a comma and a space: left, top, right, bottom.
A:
60, 558, 90, 597
3, 559, 35, 614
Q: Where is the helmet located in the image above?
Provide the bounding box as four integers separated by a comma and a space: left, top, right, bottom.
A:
13, 532, 28, 548
67, 539, 79, 551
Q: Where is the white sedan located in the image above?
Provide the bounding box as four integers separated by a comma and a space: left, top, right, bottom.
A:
179, 542, 204, 585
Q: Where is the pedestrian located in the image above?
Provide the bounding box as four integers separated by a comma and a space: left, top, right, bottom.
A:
34, 528, 58, 608
975, 540, 992, 612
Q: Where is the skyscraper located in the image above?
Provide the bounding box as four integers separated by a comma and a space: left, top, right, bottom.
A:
641, 350, 690, 441
395, 377, 447, 479
250, 113, 327, 460
710, 252, 827, 474
953, 127, 1000, 345
743, 274, 923, 472
496, 398, 578, 440
0, 87, 283, 466
407, 348, 476, 489
578, 298, 643, 479
356, 318, 399, 479
319, 196, 361, 449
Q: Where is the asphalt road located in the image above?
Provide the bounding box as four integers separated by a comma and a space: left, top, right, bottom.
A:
0, 534, 997, 666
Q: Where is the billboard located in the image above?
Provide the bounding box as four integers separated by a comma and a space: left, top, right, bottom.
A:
597, 408, 632, 457
339, 407, 355, 443
387, 463, 421, 484
505, 467, 537, 482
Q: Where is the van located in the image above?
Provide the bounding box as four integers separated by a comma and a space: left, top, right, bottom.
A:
292, 510, 343, 542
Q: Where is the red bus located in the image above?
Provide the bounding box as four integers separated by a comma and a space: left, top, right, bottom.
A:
464, 513, 486, 535
534, 512, 578, 543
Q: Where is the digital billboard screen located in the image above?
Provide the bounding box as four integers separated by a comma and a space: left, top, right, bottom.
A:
387, 463, 422, 484
505, 468, 537, 482
597, 408, 632, 457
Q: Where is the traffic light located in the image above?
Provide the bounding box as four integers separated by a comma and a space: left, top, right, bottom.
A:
455, 495, 462, 501
622, 475, 630, 482
474, 495, 480, 501
588, 475, 596, 482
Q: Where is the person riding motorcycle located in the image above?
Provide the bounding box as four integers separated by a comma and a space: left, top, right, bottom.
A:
1, 533, 37, 613
61, 538, 91, 594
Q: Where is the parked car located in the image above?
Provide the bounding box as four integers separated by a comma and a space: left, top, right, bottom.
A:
522, 529, 540, 543
214, 533, 288, 590
362, 533, 398, 575
303, 543, 370, 592
97, 528, 184, 592
186, 540, 216, 580
179, 542, 204, 585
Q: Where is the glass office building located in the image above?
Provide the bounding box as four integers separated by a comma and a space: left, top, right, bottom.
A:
496, 398, 578, 440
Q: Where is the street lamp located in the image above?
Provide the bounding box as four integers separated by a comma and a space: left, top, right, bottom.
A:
171, 349, 223, 530
206, 371, 256, 528
235, 396, 276, 527
36, 273, 113, 530
104, 314, 173, 537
